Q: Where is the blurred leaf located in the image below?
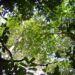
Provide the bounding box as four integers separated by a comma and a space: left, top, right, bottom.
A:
28, 67, 37, 71
24, 57, 30, 64
17, 66, 26, 75
3, 35, 8, 43
26, 72, 34, 75
29, 63, 37, 67
20, 62, 27, 67
29, 57, 35, 63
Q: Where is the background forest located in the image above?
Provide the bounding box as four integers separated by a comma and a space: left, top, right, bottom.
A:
0, 0, 75, 75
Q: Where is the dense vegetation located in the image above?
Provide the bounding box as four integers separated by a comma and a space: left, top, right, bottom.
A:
0, 0, 75, 75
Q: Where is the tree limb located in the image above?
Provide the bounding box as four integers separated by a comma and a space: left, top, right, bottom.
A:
0, 38, 12, 59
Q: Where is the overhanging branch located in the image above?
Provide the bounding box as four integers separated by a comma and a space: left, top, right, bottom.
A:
0, 38, 12, 59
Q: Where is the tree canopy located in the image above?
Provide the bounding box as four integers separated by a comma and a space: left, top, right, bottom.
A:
0, 0, 75, 75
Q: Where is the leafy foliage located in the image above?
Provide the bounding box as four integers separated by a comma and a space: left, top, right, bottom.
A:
0, 0, 75, 75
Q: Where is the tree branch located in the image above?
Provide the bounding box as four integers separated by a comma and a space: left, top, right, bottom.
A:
0, 38, 12, 59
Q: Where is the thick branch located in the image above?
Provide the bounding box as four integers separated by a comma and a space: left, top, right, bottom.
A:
0, 38, 12, 59
0, 57, 25, 63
